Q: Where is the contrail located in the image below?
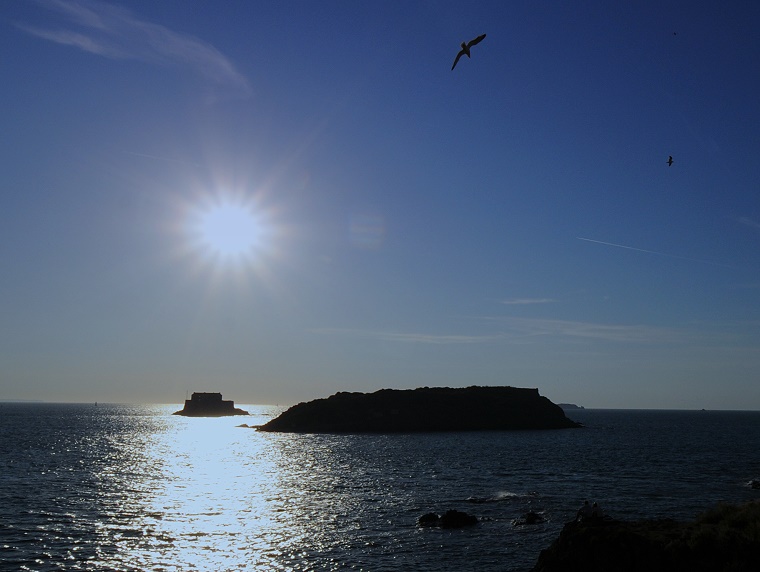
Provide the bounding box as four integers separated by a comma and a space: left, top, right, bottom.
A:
576, 237, 736, 269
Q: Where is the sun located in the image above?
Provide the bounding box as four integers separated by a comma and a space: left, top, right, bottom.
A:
200, 203, 260, 255
189, 197, 267, 265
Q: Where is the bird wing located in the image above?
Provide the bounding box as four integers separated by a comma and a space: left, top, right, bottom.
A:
467, 34, 486, 48
451, 50, 465, 70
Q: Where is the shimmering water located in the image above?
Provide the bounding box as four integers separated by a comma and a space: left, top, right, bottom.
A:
2, 404, 760, 571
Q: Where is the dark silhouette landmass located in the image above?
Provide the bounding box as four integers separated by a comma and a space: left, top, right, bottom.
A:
173, 392, 249, 417
558, 403, 585, 410
258, 386, 580, 433
531, 501, 760, 572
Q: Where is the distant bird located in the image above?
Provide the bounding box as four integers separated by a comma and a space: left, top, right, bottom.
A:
451, 33, 486, 70
667, 155, 674, 166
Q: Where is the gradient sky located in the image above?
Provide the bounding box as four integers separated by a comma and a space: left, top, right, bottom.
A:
3, 0, 760, 409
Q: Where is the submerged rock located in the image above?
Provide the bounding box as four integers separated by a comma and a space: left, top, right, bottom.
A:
514, 511, 546, 526
258, 386, 580, 433
531, 501, 760, 572
173, 392, 249, 417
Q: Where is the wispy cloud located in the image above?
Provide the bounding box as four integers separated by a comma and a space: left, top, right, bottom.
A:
312, 320, 678, 345
500, 298, 555, 305
311, 328, 500, 345
376, 332, 500, 344
313, 317, 738, 347
737, 217, 760, 231
493, 317, 750, 350
18, 0, 251, 98
493, 317, 680, 343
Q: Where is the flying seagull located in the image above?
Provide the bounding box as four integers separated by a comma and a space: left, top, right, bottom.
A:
451, 33, 486, 70
667, 155, 673, 166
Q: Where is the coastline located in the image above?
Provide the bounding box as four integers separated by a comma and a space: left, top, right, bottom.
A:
531, 501, 760, 572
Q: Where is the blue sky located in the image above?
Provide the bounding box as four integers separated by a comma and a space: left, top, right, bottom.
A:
2, 0, 760, 408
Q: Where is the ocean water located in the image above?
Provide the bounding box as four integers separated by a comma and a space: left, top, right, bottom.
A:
2, 404, 759, 571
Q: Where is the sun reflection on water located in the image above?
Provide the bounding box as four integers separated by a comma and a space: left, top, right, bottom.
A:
91, 406, 296, 571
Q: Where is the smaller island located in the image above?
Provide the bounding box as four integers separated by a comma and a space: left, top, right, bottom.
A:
173, 392, 249, 417
259, 386, 581, 433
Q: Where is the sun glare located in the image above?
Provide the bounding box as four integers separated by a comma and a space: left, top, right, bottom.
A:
200, 204, 260, 255
189, 197, 269, 266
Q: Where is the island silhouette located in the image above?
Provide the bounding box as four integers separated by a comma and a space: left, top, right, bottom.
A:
259, 386, 580, 433
173, 392, 249, 417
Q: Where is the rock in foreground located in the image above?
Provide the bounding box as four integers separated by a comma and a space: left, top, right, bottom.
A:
258, 386, 580, 433
531, 501, 760, 572
173, 392, 249, 417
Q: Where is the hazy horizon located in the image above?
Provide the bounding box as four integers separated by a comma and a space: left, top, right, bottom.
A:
3, 1, 760, 410
1, 395, 758, 412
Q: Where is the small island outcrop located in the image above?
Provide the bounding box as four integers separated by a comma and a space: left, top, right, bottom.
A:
258, 386, 580, 433
531, 501, 760, 572
558, 403, 585, 410
173, 392, 249, 417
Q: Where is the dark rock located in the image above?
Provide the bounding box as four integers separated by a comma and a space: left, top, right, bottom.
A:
418, 510, 478, 528
531, 501, 760, 572
258, 386, 581, 433
749, 479, 760, 490
173, 392, 249, 417
440, 509, 478, 528
418, 512, 441, 527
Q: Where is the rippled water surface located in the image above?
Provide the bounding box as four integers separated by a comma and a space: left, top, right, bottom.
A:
2, 404, 760, 571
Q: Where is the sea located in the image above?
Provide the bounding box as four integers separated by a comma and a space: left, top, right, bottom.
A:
2, 404, 759, 572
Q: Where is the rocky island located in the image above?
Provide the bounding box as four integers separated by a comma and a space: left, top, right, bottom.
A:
173, 392, 249, 417
258, 386, 580, 433
531, 501, 760, 572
